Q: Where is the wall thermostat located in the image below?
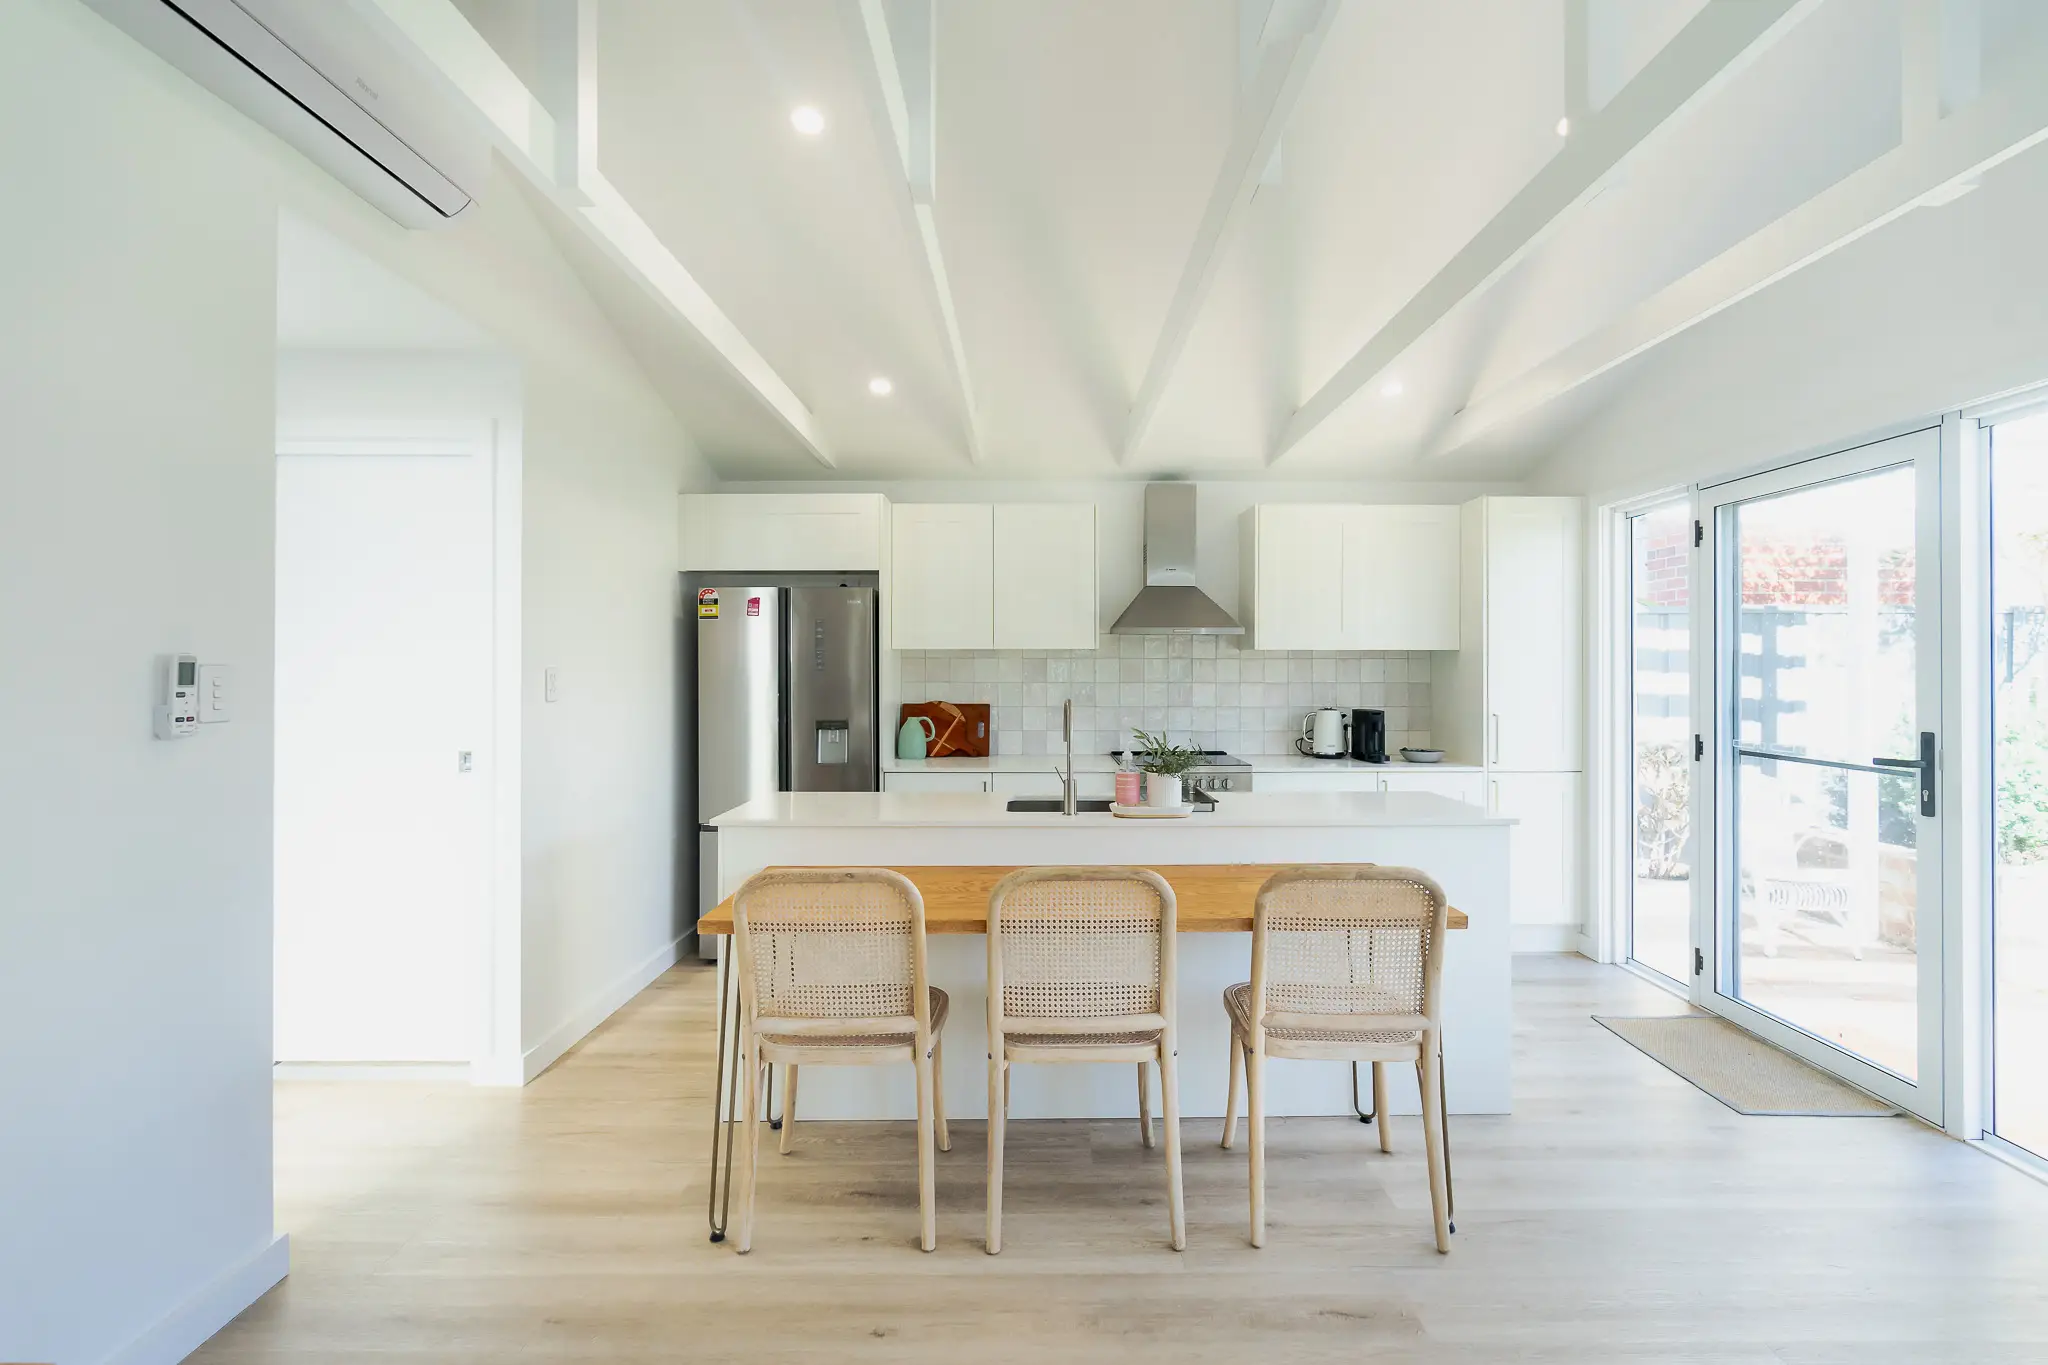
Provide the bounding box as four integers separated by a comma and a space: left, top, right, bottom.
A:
154, 654, 200, 739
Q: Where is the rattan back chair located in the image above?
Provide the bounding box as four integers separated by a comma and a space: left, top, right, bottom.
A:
730, 868, 950, 1253
1219, 864, 1451, 1252
984, 866, 1183, 1254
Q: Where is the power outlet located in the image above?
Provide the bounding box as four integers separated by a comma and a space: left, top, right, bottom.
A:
544, 667, 560, 703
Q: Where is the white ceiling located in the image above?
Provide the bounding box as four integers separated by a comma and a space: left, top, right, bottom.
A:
441, 0, 2048, 482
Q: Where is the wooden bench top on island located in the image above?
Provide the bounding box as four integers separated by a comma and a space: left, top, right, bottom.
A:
697, 864, 1470, 936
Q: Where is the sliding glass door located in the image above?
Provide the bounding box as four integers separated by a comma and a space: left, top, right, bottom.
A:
1628, 502, 1694, 984
1700, 430, 1944, 1119
1989, 409, 2048, 1160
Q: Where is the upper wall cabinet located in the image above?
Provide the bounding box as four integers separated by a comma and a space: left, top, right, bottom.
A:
1239, 504, 1460, 652
891, 504, 993, 650
992, 504, 1097, 650
678, 494, 887, 572
890, 503, 1098, 651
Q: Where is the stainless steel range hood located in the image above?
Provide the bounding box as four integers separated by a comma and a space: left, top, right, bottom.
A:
1109, 483, 1245, 635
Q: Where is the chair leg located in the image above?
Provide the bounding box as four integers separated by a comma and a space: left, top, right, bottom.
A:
734, 1037, 763, 1254
778, 1064, 800, 1155
1160, 1044, 1185, 1252
1373, 1061, 1392, 1154
986, 1057, 1006, 1255
1137, 1060, 1155, 1149
933, 1034, 951, 1153
1220, 1035, 1243, 1150
914, 1044, 937, 1253
1247, 1043, 1267, 1248
1418, 1036, 1451, 1255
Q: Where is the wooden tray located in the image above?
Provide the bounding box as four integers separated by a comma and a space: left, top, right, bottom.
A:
899, 701, 990, 757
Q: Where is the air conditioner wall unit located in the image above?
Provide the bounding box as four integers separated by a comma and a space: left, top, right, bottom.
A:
85, 0, 485, 229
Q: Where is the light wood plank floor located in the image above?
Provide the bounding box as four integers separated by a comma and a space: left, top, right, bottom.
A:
196, 956, 2048, 1364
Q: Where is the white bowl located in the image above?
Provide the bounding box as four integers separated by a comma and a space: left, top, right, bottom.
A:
1399, 748, 1445, 764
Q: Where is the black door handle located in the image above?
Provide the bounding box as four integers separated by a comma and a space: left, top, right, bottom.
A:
1872, 731, 1937, 817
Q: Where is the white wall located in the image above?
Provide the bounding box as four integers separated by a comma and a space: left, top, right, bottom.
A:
0, 1, 711, 1357
0, 4, 284, 1360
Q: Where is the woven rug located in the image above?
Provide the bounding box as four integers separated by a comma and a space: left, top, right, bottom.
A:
1595, 1013, 1900, 1116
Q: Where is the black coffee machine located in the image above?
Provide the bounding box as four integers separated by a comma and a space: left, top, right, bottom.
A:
1350, 708, 1388, 763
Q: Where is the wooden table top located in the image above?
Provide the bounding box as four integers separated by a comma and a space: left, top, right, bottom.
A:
697, 865, 1470, 936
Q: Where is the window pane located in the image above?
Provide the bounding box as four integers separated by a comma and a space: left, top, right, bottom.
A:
1991, 412, 2048, 1159
1630, 502, 1692, 983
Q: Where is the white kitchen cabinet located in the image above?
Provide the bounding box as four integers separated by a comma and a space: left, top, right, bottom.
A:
989, 770, 1116, 799
1381, 770, 1485, 805
1433, 497, 1582, 773
1341, 505, 1460, 650
678, 493, 886, 572
1489, 771, 1582, 937
993, 504, 1097, 650
1243, 769, 1368, 794
883, 770, 990, 793
1240, 503, 1459, 651
890, 504, 994, 650
1239, 505, 1344, 652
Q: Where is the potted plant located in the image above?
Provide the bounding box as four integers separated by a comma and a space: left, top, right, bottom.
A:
1129, 729, 1204, 809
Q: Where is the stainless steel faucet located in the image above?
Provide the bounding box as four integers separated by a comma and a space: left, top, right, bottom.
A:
1058, 698, 1077, 815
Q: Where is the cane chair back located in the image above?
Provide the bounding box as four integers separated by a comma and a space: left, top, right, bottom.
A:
1248, 865, 1448, 1040
733, 868, 931, 1041
987, 867, 1175, 1037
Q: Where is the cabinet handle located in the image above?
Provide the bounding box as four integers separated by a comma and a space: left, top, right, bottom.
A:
1378, 777, 1388, 793
1490, 780, 1499, 812
1490, 713, 1501, 764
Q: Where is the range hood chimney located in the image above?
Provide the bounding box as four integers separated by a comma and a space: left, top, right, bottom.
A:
1108, 483, 1245, 635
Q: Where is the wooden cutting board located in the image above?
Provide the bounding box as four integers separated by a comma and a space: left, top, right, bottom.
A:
900, 701, 990, 757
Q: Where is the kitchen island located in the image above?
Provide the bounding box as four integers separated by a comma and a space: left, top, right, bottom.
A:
700, 789, 1513, 1121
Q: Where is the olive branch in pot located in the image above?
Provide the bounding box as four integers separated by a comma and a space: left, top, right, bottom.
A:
1129, 729, 1205, 791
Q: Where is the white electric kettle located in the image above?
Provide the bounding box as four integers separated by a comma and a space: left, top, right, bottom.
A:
1297, 708, 1348, 758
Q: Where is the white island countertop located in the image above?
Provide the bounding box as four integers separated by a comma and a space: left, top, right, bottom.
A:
709, 789, 1512, 829
881, 752, 1483, 774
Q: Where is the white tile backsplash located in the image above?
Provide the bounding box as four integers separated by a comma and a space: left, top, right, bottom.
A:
897, 634, 1434, 757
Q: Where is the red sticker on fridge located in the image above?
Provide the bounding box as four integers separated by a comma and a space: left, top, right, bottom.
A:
746, 597, 761, 617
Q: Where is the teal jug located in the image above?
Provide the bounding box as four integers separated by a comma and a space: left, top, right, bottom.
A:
897, 714, 936, 760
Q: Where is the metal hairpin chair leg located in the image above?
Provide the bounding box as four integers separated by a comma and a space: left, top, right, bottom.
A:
1350, 1062, 1373, 1123
706, 940, 742, 1243
1440, 1044, 1455, 1234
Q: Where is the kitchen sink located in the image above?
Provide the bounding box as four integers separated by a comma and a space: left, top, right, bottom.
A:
1005, 798, 1116, 813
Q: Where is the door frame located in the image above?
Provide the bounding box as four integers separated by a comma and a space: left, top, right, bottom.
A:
276, 417, 523, 1085
1695, 428, 1946, 1122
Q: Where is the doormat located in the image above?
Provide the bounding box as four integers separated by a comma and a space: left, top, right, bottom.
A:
1594, 1014, 1900, 1116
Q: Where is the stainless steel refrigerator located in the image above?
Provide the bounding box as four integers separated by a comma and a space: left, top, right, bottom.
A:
696, 584, 877, 951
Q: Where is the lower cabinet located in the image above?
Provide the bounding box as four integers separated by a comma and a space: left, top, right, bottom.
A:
1488, 771, 1582, 940
882, 770, 990, 793
990, 770, 1116, 799
1381, 771, 1485, 805
1252, 769, 1483, 804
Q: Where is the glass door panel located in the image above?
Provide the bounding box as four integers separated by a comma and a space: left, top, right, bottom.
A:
1629, 501, 1694, 983
1990, 410, 2048, 1159
1705, 432, 1943, 1118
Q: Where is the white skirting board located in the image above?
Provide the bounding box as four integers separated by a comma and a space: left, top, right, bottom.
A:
519, 935, 684, 1084
271, 1061, 471, 1082
101, 1234, 288, 1365
1512, 923, 1584, 953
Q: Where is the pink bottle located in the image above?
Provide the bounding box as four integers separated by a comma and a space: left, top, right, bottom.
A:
1115, 769, 1142, 806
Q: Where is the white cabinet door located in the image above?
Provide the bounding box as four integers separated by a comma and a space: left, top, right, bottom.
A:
679, 494, 885, 571
1249, 506, 1344, 651
883, 770, 990, 793
990, 770, 1116, 799
1381, 770, 1485, 805
1342, 505, 1460, 650
1489, 771, 1581, 930
891, 504, 993, 650
1251, 770, 1381, 794
1483, 498, 1581, 770
993, 504, 1097, 650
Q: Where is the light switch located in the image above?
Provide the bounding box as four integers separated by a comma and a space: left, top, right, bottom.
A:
198, 664, 230, 723
544, 667, 560, 703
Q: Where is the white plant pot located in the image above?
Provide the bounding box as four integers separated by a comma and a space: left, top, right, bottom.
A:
1144, 773, 1184, 809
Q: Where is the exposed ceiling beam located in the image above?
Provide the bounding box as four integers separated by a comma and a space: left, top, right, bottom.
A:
534, 0, 596, 204
1430, 67, 2048, 460
358, 0, 836, 467
1119, 0, 1339, 463
1269, 0, 1821, 464
848, 0, 982, 462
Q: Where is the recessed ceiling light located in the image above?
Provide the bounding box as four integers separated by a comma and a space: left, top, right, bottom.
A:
790, 105, 826, 136
868, 377, 894, 396
1556, 115, 1571, 137
1380, 378, 1404, 398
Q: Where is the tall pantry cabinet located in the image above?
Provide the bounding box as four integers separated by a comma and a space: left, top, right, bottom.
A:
1434, 497, 1585, 951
